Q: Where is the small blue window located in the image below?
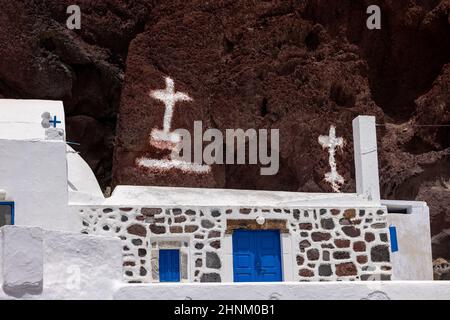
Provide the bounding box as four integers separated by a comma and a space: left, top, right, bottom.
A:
159, 249, 180, 282
0, 202, 14, 227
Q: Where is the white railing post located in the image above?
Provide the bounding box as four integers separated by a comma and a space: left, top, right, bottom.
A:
352, 116, 380, 202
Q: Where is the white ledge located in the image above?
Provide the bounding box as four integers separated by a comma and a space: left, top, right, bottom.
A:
114, 281, 450, 300
102, 186, 379, 207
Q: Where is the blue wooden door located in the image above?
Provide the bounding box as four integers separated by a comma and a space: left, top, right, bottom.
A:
233, 230, 282, 282
159, 249, 180, 282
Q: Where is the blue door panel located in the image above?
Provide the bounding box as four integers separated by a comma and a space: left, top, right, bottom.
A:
159, 249, 180, 282
233, 230, 282, 282
258, 231, 282, 282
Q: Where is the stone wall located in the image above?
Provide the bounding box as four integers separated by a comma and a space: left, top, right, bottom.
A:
77, 206, 392, 283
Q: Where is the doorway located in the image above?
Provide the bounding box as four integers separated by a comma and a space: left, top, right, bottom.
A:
232, 230, 282, 282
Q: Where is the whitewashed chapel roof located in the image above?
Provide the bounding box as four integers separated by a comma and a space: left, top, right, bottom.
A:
105, 186, 376, 207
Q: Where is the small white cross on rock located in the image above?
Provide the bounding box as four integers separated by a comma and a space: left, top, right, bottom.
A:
318, 125, 345, 192
150, 77, 192, 134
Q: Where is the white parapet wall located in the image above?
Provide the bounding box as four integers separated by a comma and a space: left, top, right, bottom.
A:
0, 225, 123, 300
384, 200, 434, 280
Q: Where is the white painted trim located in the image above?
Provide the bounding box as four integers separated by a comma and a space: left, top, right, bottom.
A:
150, 235, 192, 283
280, 233, 293, 282
223, 234, 233, 283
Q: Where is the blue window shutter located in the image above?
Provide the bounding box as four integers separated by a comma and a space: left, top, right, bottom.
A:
159, 249, 180, 282
389, 225, 399, 253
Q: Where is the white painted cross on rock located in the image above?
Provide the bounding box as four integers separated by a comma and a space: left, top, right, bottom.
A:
319, 125, 345, 192
136, 76, 211, 174
149, 77, 192, 148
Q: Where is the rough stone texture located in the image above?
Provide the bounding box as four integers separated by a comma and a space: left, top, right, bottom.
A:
80, 206, 391, 283
307, 249, 320, 261
0, 0, 152, 189
342, 226, 361, 238
334, 239, 351, 248
201, 220, 215, 229
142, 208, 162, 216
333, 251, 351, 260
320, 218, 335, 230
299, 223, 313, 230
200, 273, 221, 283
127, 224, 146, 237
206, 252, 221, 269
299, 269, 314, 278
311, 232, 332, 242
371, 245, 390, 262
336, 262, 358, 277
319, 264, 333, 277
433, 258, 450, 280
353, 241, 366, 252
357, 255, 368, 265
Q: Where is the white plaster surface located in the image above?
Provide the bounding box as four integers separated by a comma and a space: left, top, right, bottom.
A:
105, 186, 377, 207
1, 226, 43, 297
385, 200, 433, 280
0, 225, 123, 300
0, 139, 74, 231
0, 99, 65, 140
352, 116, 380, 203
113, 281, 450, 300
42, 229, 123, 299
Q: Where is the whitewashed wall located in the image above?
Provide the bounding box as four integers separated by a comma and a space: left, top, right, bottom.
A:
0, 139, 77, 232
385, 200, 433, 280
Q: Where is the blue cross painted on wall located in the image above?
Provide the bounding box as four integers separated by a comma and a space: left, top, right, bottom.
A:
49, 115, 61, 128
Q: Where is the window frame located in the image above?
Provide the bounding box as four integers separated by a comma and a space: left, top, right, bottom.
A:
0, 201, 15, 226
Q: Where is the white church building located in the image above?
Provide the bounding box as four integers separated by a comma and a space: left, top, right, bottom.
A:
0, 99, 447, 300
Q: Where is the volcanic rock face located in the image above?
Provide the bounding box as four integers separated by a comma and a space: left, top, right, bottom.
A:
0, 1, 449, 259
0, 0, 152, 187
114, 0, 383, 191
